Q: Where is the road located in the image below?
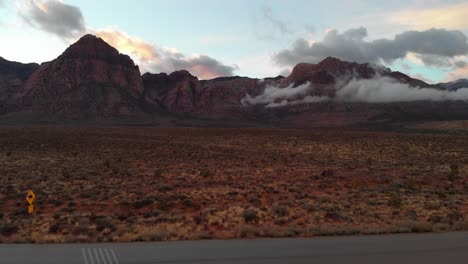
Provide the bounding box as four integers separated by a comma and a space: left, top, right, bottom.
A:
0, 232, 467, 264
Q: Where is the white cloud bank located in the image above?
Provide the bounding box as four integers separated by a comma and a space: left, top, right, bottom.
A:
242, 77, 468, 108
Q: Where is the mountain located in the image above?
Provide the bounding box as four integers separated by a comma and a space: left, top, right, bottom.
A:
14, 34, 144, 119
1, 34, 467, 126
141, 56, 442, 121
0, 57, 39, 113
280, 57, 433, 90
438, 79, 468, 91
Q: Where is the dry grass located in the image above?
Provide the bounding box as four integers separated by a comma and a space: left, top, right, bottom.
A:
0, 125, 466, 243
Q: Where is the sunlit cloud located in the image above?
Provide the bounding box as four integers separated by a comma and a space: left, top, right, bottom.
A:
390, 2, 468, 30
94, 29, 157, 62
445, 65, 468, 82
94, 28, 238, 79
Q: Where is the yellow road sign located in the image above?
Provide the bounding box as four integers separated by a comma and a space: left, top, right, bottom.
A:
28, 204, 34, 214
26, 190, 35, 205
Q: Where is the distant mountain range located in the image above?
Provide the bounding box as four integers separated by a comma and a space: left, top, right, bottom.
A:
437, 78, 468, 91
0, 34, 467, 126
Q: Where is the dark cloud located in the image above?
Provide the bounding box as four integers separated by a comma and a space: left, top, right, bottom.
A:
20, 0, 85, 40
455, 60, 467, 68
417, 54, 452, 67
274, 27, 468, 68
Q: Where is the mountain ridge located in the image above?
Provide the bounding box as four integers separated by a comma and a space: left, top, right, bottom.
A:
0, 34, 467, 126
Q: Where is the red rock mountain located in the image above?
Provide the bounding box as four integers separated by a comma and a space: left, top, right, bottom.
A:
16, 34, 144, 118
141, 57, 435, 116
1, 34, 466, 125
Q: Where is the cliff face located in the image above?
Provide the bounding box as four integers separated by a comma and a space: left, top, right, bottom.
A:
142, 70, 203, 114
0, 57, 39, 113
17, 34, 144, 118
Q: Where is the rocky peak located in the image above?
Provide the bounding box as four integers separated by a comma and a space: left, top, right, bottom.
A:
168, 70, 197, 82
318, 56, 345, 67
61, 34, 136, 68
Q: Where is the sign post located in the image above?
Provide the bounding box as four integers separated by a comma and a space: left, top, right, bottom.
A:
25, 190, 35, 242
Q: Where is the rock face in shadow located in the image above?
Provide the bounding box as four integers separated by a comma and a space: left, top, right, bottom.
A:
0, 57, 39, 113
142, 70, 203, 114
16, 34, 144, 119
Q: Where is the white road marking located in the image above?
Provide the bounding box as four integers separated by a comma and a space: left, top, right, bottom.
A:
110, 249, 120, 264
82, 247, 119, 264
87, 248, 95, 264
105, 249, 114, 264
94, 248, 101, 264
99, 248, 107, 264
82, 248, 89, 264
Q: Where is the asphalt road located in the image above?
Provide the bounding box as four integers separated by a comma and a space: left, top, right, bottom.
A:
0, 232, 467, 264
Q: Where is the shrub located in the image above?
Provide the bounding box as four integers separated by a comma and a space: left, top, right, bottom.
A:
409, 222, 432, 233
388, 193, 402, 208
243, 208, 258, 223
0, 223, 18, 236
48, 222, 61, 234
239, 225, 256, 238
133, 199, 153, 209
448, 164, 459, 182
96, 218, 116, 232
153, 169, 163, 178
157, 184, 172, 192
198, 231, 213, 240
201, 169, 213, 178
272, 206, 289, 217
138, 231, 166, 241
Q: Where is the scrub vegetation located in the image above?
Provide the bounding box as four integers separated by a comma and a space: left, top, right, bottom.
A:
0, 125, 466, 243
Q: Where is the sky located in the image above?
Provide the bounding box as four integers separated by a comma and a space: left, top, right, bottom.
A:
0, 0, 467, 82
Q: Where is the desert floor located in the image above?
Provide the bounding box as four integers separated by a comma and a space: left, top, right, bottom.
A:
0, 125, 466, 243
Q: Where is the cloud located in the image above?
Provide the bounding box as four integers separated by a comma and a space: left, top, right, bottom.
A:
94, 29, 157, 62
241, 82, 329, 108
445, 65, 468, 82
242, 76, 468, 107
390, 3, 468, 30
454, 60, 466, 68
96, 29, 237, 79
273, 27, 468, 68
336, 77, 468, 103
254, 6, 293, 40
16, 1, 237, 79
19, 0, 85, 40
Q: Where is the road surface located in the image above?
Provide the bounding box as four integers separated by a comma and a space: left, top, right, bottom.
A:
0, 232, 467, 264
